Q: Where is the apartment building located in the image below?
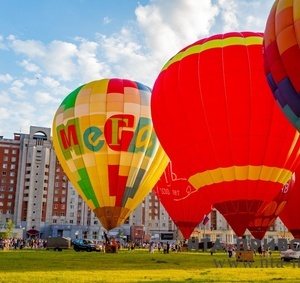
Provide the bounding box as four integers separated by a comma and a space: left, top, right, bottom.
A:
0, 126, 289, 243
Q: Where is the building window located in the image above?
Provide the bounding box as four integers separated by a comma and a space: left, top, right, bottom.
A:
11, 157, 16, 162
3, 156, 8, 161
2, 172, 6, 176
4, 149, 8, 154
8, 195, 13, 199
2, 164, 7, 169
12, 150, 17, 154
53, 219, 57, 223
9, 172, 14, 177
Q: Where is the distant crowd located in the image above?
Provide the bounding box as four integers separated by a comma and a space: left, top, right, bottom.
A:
0, 238, 47, 250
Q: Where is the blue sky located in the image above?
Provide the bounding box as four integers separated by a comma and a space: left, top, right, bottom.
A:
0, 0, 274, 138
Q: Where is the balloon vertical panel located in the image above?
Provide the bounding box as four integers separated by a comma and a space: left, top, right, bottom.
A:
154, 161, 212, 239
53, 78, 168, 230
247, 174, 295, 240
279, 166, 300, 239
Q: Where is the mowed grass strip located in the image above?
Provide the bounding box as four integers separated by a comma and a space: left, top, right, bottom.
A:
0, 249, 300, 282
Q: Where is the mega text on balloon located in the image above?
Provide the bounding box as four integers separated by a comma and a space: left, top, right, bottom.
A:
55, 114, 157, 161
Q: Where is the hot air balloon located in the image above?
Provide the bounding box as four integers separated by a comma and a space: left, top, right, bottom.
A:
53, 78, 169, 231
279, 166, 300, 239
151, 31, 300, 237
247, 173, 295, 240
154, 161, 211, 239
263, 0, 300, 131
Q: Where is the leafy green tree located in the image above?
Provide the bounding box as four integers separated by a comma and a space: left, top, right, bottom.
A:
0, 219, 14, 239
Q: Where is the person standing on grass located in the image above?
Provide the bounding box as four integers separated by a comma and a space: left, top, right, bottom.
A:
150, 242, 155, 254
157, 242, 162, 252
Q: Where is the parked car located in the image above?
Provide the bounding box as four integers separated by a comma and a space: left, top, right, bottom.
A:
280, 242, 300, 261
73, 239, 100, 252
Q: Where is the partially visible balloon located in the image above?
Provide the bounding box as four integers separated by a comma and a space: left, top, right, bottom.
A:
263, 0, 300, 131
154, 161, 211, 239
151, 32, 300, 237
280, 167, 300, 239
53, 78, 169, 231
247, 173, 295, 240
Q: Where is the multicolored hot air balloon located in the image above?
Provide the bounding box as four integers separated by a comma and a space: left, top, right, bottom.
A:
53, 78, 169, 231
247, 174, 295, 240
151, 31, 300, 237
279, 166, 300, 239
263, 0, 300, 131
154, 161, 211, 239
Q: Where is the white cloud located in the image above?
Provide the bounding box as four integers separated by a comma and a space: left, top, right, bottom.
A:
40, 40, 78, 81
103, 17, 111, 25
20, 60, 40, 73
135, 0, 219, 60
8, 36, 46, 57
34, 91, 60, 104
0, 74, 13, 83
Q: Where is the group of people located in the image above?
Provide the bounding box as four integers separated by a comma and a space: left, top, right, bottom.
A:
0, 238, 47, 250
149, 241, 182, 254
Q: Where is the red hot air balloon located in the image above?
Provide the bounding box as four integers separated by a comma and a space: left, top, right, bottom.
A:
279, 167, 300, 239
247, 173, 295, 240
151, 31, 300, 237
154, 161, 211, 239
263, 0, 300, 132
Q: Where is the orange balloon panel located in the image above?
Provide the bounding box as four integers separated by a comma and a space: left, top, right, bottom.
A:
151, 32, 300, 237
247, 174, 295, 240
154, 162, 211, 239
53, 78, 169, 230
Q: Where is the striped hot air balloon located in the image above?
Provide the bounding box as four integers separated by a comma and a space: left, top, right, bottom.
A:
53, 78, 169, 231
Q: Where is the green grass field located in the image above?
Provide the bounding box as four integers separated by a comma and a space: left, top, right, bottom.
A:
0, 248, 300, 282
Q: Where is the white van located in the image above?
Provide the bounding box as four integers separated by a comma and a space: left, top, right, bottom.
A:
280, 242, 300, 261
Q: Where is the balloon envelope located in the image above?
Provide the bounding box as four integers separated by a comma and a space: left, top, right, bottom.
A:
154, 161, 211, 239
247, 174, 295, 240
53, 78, 169, 230
279, 167, 300, 239
263, 0, 300, 131
151, 31, 300, 237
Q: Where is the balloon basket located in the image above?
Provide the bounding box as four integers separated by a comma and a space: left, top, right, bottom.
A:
105, 244, 118, 253
235, 251, 254, 262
